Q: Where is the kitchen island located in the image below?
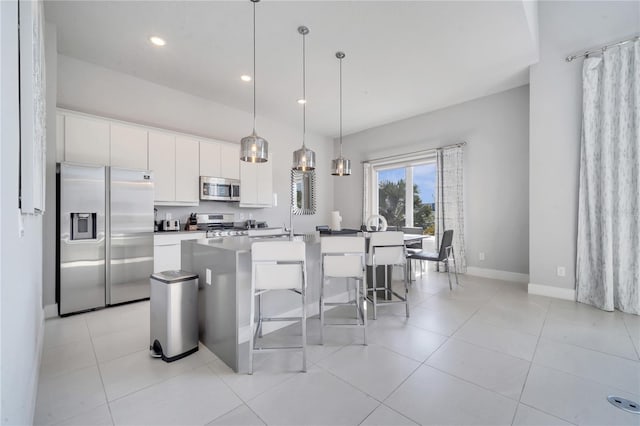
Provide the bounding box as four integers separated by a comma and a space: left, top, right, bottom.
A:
181, 235, 323, 373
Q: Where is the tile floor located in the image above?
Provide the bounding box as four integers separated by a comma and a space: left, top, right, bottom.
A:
35, 271, 640, 425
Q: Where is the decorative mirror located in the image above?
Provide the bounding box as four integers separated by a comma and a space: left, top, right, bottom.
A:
291, 169, 316, 215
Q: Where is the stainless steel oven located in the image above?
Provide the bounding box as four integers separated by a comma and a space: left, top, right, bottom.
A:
200, 177, 240, 202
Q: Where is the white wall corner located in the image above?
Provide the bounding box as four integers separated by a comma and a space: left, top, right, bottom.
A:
528, 282, 576, 301
44, 303, 58, 319
30, 308, 46, 425
466, 266, 529, 283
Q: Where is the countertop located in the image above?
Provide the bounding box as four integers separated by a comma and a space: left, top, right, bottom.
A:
187, 234, 319, 253
154, 230, 206, 235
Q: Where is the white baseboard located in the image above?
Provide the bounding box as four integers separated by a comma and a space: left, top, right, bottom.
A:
528, 283, 576, 301
466, 266, 529, 283
238, 291, 350, 344
44, 303, 58, 319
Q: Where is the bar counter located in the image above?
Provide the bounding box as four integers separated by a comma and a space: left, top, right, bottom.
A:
181, 235, 322, 373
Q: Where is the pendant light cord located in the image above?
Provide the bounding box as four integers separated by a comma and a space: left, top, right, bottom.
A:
339, 55, 343, 158
252, 0, 257, 134
302, 31, 306, 149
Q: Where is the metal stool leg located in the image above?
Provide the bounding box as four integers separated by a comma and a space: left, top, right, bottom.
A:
372, 264, 378, 320
451, 248, 460, 287
302, 269, 307, 373
404, 262, 410, 317
249, 287, 256, 375
320, 274, 325, 345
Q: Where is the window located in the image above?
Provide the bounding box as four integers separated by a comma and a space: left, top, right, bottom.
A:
374, 159, 436, 235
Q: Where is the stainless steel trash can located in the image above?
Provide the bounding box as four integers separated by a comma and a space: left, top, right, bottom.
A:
150, 270, 199, 362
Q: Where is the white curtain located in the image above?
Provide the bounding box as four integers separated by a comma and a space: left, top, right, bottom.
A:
436, 147, 467, 273
362, 163, 373, 225
576, 40, 639, 315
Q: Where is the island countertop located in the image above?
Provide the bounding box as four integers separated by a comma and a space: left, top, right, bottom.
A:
192, 234, 320, 253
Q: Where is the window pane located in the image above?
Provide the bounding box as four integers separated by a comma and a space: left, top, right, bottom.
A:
412, 163, 436, 235
378, 168, 406, 228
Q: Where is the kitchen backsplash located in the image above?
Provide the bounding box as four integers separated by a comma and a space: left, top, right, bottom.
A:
155, 202, 264, 227
155, 198, 327, 234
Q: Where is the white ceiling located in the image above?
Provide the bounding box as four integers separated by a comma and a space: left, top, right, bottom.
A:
44, 1, 538, 137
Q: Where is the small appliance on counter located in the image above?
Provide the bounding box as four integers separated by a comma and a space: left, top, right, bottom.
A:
160, 219, 180, 232
186, 213, 198, 231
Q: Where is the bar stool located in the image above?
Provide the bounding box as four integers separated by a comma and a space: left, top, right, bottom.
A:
366, 231, 409, 319
249, 240, 307, 374
320, 236, 367, 345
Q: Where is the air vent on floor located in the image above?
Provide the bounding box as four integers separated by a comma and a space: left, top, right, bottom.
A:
607, 395, 640, 414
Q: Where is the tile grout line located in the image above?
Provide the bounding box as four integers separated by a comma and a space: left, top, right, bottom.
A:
621, 316, 640, 361
202, 361, 271, 425
510, 297, 553, 425
85, 317, 117, 426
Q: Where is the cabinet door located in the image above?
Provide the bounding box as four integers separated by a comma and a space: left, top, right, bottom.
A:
199, 141, 221, 177
219, 143, 240, 180
153, 243, 181, 272
240, 160, 259, 205
65, 114, 110, 165
256, 156, 273, 206
148, 131, 176, 202
175, 136, 199, 203
110, 123, 148, 169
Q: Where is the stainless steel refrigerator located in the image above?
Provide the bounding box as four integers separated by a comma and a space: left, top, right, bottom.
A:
58, 163, 154, 315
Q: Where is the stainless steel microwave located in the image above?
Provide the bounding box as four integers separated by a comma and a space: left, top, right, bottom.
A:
200, 177, 240, 202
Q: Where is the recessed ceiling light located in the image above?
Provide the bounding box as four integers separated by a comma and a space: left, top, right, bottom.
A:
297, 98, 306, 104
240, 75, 252, 82
149, 36, 166, 47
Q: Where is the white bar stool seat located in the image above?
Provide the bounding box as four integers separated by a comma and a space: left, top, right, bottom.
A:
249, 240, 307, 374
320, 236, 367, 345
366, 231, 409, 319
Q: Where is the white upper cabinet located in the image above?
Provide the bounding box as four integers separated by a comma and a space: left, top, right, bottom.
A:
220, 143, 240, 180
200, 141, 239, 180
64, 114, 110, 165
58, 109, 241, 207
199, 140, 221, 177
175, 136, 199, 203
148, 131, 176, 203
110, 123, 148, 170
240, 153, 273, 208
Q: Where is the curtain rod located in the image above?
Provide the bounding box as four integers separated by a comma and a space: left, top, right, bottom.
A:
361, 141, 466, 164
565, 34, 639, 62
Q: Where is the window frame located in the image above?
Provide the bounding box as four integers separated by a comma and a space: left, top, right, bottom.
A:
370, 154, 437, 229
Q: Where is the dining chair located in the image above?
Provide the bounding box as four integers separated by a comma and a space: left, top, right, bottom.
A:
366, 231, 409, 319
320, 236, 367, 345
249, 240, 307, 374
402, 227, 424, 280
407, 229, 459, 290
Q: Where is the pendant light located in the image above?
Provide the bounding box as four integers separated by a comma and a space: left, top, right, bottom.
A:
292, 26, 316, 171
240, 0, 268, 163
331, 51, 351, 176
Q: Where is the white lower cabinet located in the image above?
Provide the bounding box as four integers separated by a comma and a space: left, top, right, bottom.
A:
153, 232, 205, 273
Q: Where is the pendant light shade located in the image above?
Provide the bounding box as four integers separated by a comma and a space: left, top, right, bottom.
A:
331, 51, 351, 176
240, 0, 268, 163
292, 26, 316, 171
